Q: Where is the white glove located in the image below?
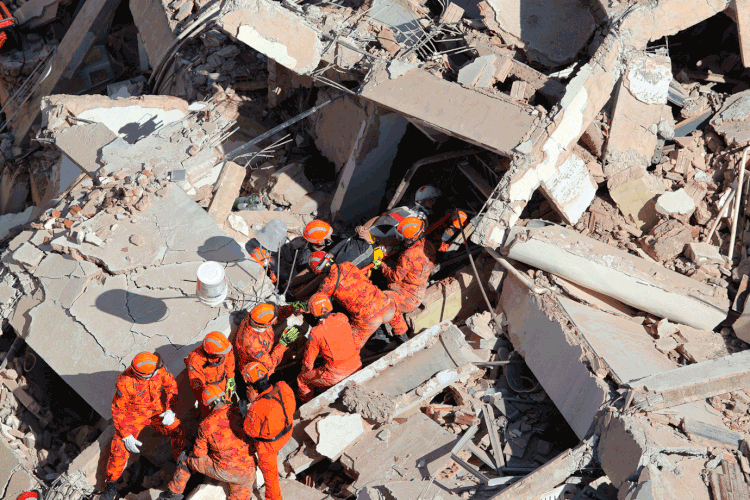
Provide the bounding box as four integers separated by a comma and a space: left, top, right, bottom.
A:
123, 434, 142, 453
160, 410, 176, 426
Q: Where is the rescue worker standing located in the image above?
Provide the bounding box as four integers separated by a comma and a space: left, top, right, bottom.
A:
103, 353, 185, 500
382, 217, 436, 343
243, 362, 295, 500
297, 294, 362, 402
309, 252, 395, 349
235, 303, 299, 374
159, 386, 256, 500
185, 331, 236, 415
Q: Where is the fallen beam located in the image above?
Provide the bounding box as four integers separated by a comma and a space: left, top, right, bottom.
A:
488, 442, 593, 499
682, 418, 744, 446
631, 351, 750, 411
503, 221, 729, 330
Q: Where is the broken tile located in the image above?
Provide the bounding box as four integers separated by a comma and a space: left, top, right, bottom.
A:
11, 243, 44, 268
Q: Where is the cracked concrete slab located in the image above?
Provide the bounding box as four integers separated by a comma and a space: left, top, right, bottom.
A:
28, 299, 123, 418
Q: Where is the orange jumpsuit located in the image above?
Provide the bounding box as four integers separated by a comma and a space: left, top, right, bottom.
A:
105, 366, 185, 481
382, 239, 435, 337
245, 382, 295, 500
318, 262, 394, 349
185, 347, 236, 415
235, 314, 287, 374
297, 313, 361, 402
168, 404, 256, 500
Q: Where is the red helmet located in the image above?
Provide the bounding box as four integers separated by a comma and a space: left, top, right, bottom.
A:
243, 362, 269, 384
131, 352, 161, 378
248, 303, 277, 330
309, 293, 333, 317
202, 331, 232, 356
250, 247, 273, 268
303, 220, 332, 245
201, 384, 226, 408
396, 217, 425, 241
17, 493, 39, 500
308, 251, 334, 273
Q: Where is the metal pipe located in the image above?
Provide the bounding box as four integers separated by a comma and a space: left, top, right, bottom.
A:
485, 247, 549, 295
704, 187, 735, 243
388, 149, 483, 210
728, 147, 749, 261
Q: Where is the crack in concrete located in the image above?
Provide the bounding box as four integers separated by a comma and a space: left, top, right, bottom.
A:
0, 465, 23, 499
63, 302, 124, 368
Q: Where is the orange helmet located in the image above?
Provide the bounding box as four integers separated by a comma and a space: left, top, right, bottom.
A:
243, 361, 269, 384
309, 293, 333, 317
250, 247, 273, 268
131, 352, 161, 378
202, 331, 232, 356
449, 210, 468, 230
396, 217, 425, 241
308, 251, 334, 273
201, 384, 226, 408
303, 220, 332, 245
248, 303, 277, 330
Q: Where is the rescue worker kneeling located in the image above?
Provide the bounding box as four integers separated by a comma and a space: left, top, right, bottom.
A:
185, 331, 236, 416
103, 353, 185, 500
243, 362, 295, 500
382, 217, 436, 343
308, 251, 395, 349
159, 386, 256, 500
297, 293, 362, 402
235, 302, 300, 374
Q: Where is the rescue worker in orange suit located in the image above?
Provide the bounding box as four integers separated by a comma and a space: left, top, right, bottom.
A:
250, 246, 278, 285
234, 302, 300, 374
185, 331, 236, 415
103, 353, 185, 500
382, 217, 436, 343
158, 385, 256, 500
309, 252, 395, 349
243, 362, 295, 500
297, 293, 362, 402
435, 210, 469, 253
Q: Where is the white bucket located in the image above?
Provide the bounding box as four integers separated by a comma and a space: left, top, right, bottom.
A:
196, 261, 227, 307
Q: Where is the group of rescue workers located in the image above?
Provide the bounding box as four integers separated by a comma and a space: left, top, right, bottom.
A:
96, 185, 470, 500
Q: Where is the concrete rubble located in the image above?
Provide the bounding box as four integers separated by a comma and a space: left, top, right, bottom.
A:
0, 0, 748, 497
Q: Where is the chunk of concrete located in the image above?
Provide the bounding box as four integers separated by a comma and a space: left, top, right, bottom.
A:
208, 161, 246, 224
0, 206, 34, 241
655, 188, 696, 216
267, 163, 315, 206
539, 153, 597, 225
479, 0, 595, 67
11, 242, 44, 267
457, 55, 497, 88
217, 0, 324, 74
710, 90, 750, 146
737, 0, 750, 68
685, 242, 723, 265
315, 413, 365, 459
640, 219, 693, 261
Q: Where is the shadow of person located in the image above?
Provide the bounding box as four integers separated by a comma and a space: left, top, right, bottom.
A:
118, 115, 163, 144
95, 289, 169, 324
198, 235, 245, 263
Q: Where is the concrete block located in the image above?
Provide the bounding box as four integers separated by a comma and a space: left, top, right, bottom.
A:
710, 90, 750, 146
655, 188, 696, 216
685, 242, 723, 265
268, 163, 315, 206
457, 55, 496, 87
539, 153, 596, 225
207, 161, 246, 224
315, 413, 365, 459
11, 242, 44, 267
738, 0, 750, 68
640, 219, 693, 261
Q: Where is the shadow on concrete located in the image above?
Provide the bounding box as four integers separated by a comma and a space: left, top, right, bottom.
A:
95, 289, 170, 324
198, 235, 245, 263
119, 114, 162, 144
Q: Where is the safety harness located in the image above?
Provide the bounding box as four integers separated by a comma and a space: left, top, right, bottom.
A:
250, 385, 292, 443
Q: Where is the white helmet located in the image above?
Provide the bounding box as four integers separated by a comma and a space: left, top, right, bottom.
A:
415, 185, 441, 203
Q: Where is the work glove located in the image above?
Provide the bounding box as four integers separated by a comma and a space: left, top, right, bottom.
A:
279, 326, 300, 347
123, 434, 142, 454
226, 378, 236, 398
371, 259, 382, 270
290, 301, 308, 313
160, 410, 176, 426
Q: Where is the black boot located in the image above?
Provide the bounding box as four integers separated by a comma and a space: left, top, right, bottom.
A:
101, 480, 118, 500
157, 490, 184, 500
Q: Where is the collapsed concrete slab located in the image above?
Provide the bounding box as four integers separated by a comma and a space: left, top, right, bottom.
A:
217, 0, 324, 75
630, 350, 750, 411
360, 62, 536, 157
503, 221, 730, 330
710, 89, 750, 146
478, 0, 596, 68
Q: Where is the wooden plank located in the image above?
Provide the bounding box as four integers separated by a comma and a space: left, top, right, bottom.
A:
10, 0, 122, 144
